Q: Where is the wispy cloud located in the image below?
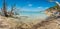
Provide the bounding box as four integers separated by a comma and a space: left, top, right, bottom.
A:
19, 7, 49, 12
28, 4, 33, 7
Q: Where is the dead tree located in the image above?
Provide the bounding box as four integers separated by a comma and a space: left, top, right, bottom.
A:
10, 4, 16, 16
2, 0, 8, 17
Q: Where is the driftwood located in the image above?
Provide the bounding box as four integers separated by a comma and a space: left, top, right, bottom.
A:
1, 0, 16, 17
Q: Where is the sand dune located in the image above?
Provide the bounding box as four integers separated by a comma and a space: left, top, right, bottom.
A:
0, 15, 60, 29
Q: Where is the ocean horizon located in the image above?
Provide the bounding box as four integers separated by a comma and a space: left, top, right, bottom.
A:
19, 11, 47, 19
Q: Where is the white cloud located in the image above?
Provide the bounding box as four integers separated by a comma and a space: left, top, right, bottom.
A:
37, 7, 49, 11
28, 4, 32, 7
37, 7, 43, 8
37, 6, 48, 9
19, 7, 49, 12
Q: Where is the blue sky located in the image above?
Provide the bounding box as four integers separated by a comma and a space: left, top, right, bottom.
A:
0, 0, 60, 11
0, 0, 60, 17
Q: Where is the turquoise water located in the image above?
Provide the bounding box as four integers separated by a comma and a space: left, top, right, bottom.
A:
20, 11, 45, 15
19, 11, 47, 19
